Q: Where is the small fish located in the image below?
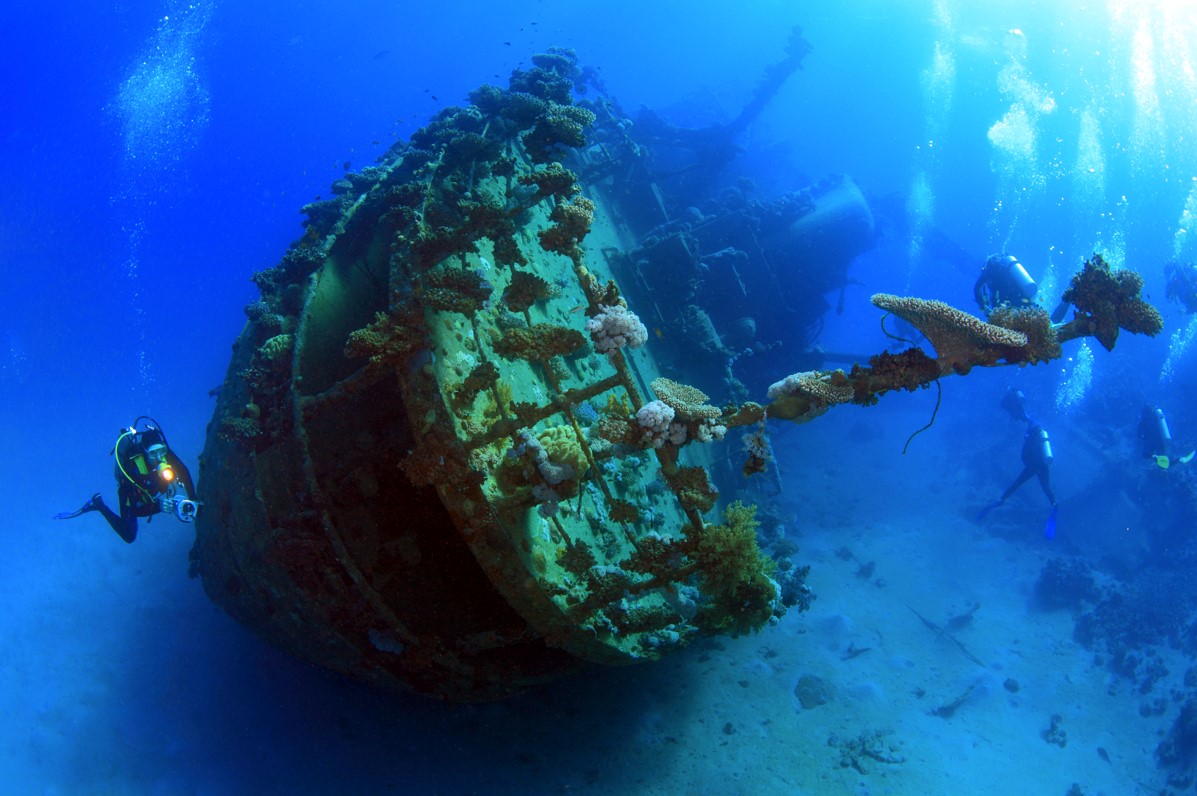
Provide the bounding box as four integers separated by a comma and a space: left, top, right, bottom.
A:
1097, 747, 1110, 763
503, 41, 511, 46
431, 95, 439, 101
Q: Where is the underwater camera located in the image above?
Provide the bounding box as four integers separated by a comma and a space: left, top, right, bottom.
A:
159, 495, 201, 523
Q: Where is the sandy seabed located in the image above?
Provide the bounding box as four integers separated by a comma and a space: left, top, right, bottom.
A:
3, 400, 1179, 795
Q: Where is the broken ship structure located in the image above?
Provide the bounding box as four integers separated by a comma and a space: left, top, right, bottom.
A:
191, 48, 1162, 699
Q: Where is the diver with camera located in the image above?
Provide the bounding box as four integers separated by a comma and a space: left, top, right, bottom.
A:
53, 416, 200, 543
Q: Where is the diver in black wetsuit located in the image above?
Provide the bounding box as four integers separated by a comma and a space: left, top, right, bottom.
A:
974, 254, 1037, 316
974, 253, 1071, 322
1165, 260, 1197, 314
978, 389, 1058, 536
53, 417, 199, 543
1139, 405, 1172, 460
996, 424, 1057, 510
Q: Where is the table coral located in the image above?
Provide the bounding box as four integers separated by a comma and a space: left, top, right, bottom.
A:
871, 293, 1027, 374
651, 377, 721, 421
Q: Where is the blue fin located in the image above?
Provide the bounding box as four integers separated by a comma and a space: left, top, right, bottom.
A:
1044, 506, 1058, 540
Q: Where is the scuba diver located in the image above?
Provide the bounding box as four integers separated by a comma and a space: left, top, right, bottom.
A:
978, 389, 1058, 538
1138, 404, 1195, 470
974, 253, 1071, 323
53, 417, 200, 543
1139, 405, 1172, 461
1164, 260, 1197, 314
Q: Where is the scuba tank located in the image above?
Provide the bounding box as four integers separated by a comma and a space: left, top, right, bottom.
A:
996, 255, 1038, 302
1145, 406, 1171, 452
1025, 424, 1053, 467
1001, 388, 1030, 423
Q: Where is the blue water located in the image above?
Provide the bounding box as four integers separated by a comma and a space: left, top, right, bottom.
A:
4, 1, 1197, 793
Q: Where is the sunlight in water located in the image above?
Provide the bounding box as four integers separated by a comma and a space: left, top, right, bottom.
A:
1055, 339, 1094, 412
1174, 181, 1197, 258
986, 28, 1054, 244
113, 2, 213, 173
1160, 316, 1197, 384
1071, 108, 1105, 221
1128, 17, 1165, 167
110, 1, 213, 396
922, 41, 956, 125
904, 170, 934, 290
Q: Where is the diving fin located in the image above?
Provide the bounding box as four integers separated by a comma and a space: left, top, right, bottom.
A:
976, 500, 1001, 521
52, 493, 103, 521
1044, 505, 1058, 540
1050, 301, 1071, 324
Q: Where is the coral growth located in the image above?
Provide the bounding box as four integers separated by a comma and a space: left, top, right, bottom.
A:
586, 303, 648, 360
218, 415, 263, 445
767, 369, 852, 404
1035, 556, 1099, 610
686, 502, 778, 637
850, 350, 940, 404
537, 426, 589, 481
420, 266, 493, 316
636, 400, 688, 448
492, 323, 586, 361
344, 307, 427, 369
871, 293, 1027, 374
453, 361, 499, 409
988, 304, 1061, 363
1034, 555, 1096, 610
667, 466, 719, 515
502, 270, 553, 313
651, 378, 721, 422
1060, 253, 1164, 350
539, 196, 595, 260
649, 377, 726, 444
1157, 698, 1197, 772
510, 48, 582, 103
523, 104, 597, 163
257, 333, 295, 363
517, 163, 579, 203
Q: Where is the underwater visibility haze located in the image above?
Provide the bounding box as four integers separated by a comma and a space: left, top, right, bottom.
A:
4, 0, 1197, 793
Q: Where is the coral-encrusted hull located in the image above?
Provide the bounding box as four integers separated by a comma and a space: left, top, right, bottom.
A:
192, 50, 801, 701
193, 302, 579, 701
